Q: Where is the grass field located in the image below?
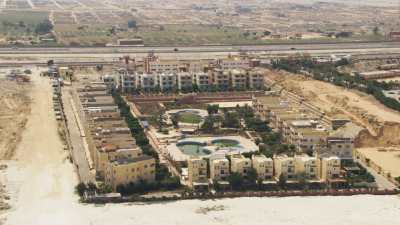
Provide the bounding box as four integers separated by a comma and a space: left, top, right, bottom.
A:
178, 112, 202, 124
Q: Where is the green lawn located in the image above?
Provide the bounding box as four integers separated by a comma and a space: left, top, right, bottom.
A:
178, 112, 202, 124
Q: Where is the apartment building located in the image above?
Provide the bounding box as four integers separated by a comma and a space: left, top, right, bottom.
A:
177, 72, 194, 90
138, 73, 157, 91
295, 155, 318, 179
287, 121, 329, 152
78, 83, 156, 191
211, 69, 230, 90
230, 154, 252, 177
188, 157, 208, 187
210, 158, 230, 181
217, 58, 250, 70
251, 155, 274, 180
248, 70, 265, 89
105, 155, 156, 191
274, 155, 296, 180
118, 69, 137, 93
158, 73, 177, 91
319, 155, 341, 182
230, 69, 247, 90
193, 72, 212, 90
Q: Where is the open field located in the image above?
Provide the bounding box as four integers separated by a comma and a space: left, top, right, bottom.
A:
0, 77, 31, 159
356, 147, 400, 179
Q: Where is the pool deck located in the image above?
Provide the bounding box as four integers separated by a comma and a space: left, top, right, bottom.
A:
166, 136, 258, 162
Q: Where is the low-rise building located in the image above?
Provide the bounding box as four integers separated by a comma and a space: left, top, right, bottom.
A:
105, 155, 155, 191
319, 155, 341, 182
251, 154, 274, 180
295, 155, 318, 179
210, 158, 230, 181
188, 157, 208, 187
230, 154, 252, 177
274, 155, 296, 180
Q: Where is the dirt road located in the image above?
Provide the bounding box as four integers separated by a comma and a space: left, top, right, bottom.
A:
4, 70, 81, 225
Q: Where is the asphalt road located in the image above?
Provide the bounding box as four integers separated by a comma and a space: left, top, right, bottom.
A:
2, 41, 400, 55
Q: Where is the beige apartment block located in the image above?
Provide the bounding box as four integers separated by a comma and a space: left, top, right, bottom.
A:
211, 69, 230, 89
210, 158, 230, 181
248, 70, 264, 90
295, 155, 318, 179
105, 155, 156, 191
251, 154, 274, 180
274, 155, 296, 180
230, 154, 252, 177
319, 156, 341, 182
230, 69, 247, 89
188, 157, 208, 187
177, 72, 193, 90
95, 145, 143, 178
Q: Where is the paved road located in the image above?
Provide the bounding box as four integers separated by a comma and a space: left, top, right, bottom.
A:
2, 41, 400, 54
62, 86, 95, 183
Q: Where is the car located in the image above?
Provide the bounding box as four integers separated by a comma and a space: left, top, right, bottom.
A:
173, 48, 179, 52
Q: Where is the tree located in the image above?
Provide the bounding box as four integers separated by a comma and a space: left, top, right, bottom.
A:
247, 168, 258, 185
128, 20, 137, 28
207, 104, 219, 115
35, 19, 53, 35
201, 116, 215, 133
373, 26, 379, 35
222, 111, 240, 128
297, 172, 309, 190
75, 182, 87, 197
98, 183, 112, 194
18, 21, 25, 28
171, 113, 179, 128
278, 173, 287, 189
87, 182, 97, 192
228, 172, 244, 190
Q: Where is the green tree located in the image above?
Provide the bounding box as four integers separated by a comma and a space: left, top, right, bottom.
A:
35, 19, 53, 34
207, 104, 219, 115
201, 116, 215, 133
278, 173, 287, 189
75, 182, 87, 197
247, 168, 258, 185
222, 111, 240, 128
171, 113, 179, 128
228, 172, 244, 190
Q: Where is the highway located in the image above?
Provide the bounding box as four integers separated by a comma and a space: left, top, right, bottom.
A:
2, 41, 400, 55
1, 41, 400, 66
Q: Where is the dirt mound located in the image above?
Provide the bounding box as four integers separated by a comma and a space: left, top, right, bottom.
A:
355, 122, 400, 147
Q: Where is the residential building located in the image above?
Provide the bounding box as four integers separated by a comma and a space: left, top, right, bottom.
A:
248, 70, 264, 89
274, 155, 296, 179
105, 155, 156, 191
230, 69, 247, 90
158, 73, 177, 91
188, 157, 208, 187
230, 154, 251, 177
210, 158, 230, 181
211, 69, 230, 90
193, 72, 211, 90
295, 155, 318, 179
319, 155, 341, 182
177, 72, 193, 90
251, 155, 274, 180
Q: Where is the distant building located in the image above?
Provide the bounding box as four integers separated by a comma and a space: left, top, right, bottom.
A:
117, 38, 144, 46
